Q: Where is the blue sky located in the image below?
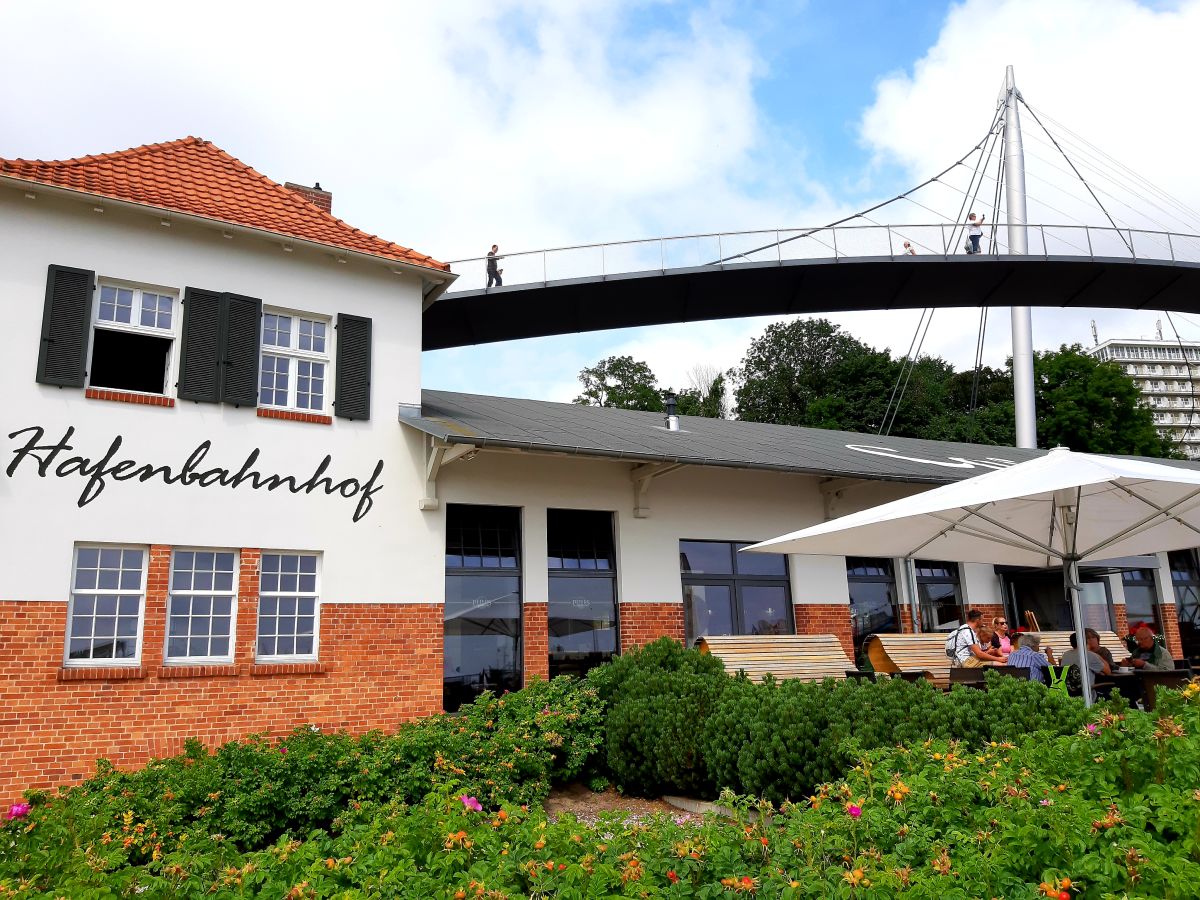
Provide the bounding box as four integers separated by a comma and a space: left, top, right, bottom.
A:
3, 0, 1199, 405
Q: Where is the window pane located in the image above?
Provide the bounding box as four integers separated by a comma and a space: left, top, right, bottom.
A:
848, 580, 898, 644
548, 576, 617, 677
684, 583, 733, 642
446, 505, 521, 570
847, 557, 893, 578
739, 585, 790, 635
547, 509, 615, 570
263, 314, 292, 347
444, 574, 521, 712
734, 543, 787, 577
679, 541, 733, 575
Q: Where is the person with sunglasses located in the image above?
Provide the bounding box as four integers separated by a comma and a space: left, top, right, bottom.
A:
989, 617, 1013, 654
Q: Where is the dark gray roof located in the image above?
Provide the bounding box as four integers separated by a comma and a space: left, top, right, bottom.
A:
406, 390, 1057, 485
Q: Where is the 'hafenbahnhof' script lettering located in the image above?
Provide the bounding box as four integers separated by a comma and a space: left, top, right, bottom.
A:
5, 426, 384, 522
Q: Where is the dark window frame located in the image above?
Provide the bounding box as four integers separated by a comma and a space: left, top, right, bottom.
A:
914, 558, 964, 632
1122, 567, 1163, 631
846, 556, 900, 650
679, 539, 793, 646
444, 504, 523, 712
547, 509, 619, 677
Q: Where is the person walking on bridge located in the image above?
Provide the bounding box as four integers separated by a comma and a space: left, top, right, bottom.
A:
486, 244, 504, 288
965, 213, 985, 255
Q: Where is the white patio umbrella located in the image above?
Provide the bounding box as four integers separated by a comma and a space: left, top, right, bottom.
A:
747, 447, 1200, 704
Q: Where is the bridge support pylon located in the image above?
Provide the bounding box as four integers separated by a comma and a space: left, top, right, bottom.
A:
1004, 65, 1038, 450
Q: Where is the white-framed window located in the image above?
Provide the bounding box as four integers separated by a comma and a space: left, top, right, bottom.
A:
259, 311, 330, 413
257, 552, 320, 661
66, 545, 147, 665
165, 550, 238, 664
88, 281, 177, 396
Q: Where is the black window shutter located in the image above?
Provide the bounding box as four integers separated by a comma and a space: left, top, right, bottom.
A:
36, 264, 95, 387
177, 287, 225, 402
334, 313, 372, 420
220, 293, 262, 407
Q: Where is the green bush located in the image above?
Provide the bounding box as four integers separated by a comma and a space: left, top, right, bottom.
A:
6, 685, 1200, 898
584, 635, 724, 706
2, 675, 603, 857
717, 673, 1090, 803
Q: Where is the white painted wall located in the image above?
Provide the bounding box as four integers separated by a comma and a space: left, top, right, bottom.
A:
432, 449, 951, 610
0, 186, 443, 604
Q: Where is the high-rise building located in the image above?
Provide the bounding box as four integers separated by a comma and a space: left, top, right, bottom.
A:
1088, 335, 1200, 459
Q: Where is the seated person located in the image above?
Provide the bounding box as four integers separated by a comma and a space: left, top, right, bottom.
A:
989, 617, 1013, 654
1061, 628, 1112, 678
1120, 626, 1174, 672
1006, 632, 1055, 683
968, 626, 1007, 667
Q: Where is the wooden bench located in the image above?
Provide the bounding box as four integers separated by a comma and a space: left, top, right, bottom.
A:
695, 634, 853, 683
864, 633, 948, 685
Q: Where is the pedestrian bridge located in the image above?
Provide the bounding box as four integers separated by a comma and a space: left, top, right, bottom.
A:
422, 223, 1200, 351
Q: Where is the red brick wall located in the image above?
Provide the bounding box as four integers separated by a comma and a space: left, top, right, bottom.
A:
792, 603, 854, 658
898, 605, 916, 633
0, 546, 442, 800
619, 602, 685, 650
1157, 603, 1184, 658
523, 603, 550, 684
1113, 604, 1129, 638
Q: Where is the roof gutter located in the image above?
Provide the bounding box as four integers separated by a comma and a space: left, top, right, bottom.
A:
400, 424, 955, 487
0, 175, 457, 286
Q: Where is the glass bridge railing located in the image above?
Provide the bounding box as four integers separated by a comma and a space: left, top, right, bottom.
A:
442, 224, 1200, 295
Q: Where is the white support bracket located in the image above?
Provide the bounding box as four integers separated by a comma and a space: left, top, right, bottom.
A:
631, 461, 685, 518
819, 477, 873, 521
420, 438, 478, 510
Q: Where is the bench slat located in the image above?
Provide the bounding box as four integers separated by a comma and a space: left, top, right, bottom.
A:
697, 634, 852, 683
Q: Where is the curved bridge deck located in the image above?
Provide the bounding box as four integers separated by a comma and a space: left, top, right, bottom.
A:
423, 225, 1200, 351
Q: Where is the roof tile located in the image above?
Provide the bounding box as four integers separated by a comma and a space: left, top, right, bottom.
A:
0, 137, 447, 271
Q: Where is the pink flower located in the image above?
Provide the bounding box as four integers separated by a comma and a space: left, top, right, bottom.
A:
460, 795, 483, 812
1040, 799, 1054, 807
1087, 724, 1098, 734
847, 804, 862, 819
279, 746, 288, 755
7, 803, 30, 820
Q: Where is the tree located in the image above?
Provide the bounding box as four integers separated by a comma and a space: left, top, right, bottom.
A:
1032, 344, 1180, 457
574, 355, 663, 411
675, 366, 728, 419
730, 319, 899, 432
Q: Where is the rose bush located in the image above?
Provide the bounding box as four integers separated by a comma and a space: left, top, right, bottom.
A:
4, 683, 1199, 898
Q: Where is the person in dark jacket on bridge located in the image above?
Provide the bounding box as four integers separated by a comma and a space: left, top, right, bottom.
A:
486, 244, 503, 288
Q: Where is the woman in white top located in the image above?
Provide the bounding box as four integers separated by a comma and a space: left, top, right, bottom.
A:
966, 214, 985, 254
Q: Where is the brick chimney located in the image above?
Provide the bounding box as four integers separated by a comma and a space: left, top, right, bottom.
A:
284, 181, 333, 214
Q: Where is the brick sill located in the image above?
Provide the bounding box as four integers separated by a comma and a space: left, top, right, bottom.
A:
157, 664, 239, 679
251, 662, 327, 676
59, 666, 145, 681
86, 388, 175, 408
257, 408, 332, 425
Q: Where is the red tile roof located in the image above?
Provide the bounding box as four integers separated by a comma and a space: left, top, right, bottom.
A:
0, 137, 448, 272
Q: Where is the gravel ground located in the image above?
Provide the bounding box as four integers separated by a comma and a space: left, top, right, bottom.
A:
544, 783, 703, 826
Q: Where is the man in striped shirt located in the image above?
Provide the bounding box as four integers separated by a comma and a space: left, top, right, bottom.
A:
1007, 632, 1056, 683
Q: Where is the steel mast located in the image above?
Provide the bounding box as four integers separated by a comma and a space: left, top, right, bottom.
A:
1004, 65, 1037, 449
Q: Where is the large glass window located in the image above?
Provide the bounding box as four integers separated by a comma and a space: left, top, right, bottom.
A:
547, 509, 618, 678
1121, 568, 1162, 632
846, 557, 899, 651
680, 541, 791, 645
915, 560, 963, 632
66, 546, 145, 664
445, 505, 522, 711
167, 550, 237, 663
1170, 550, 1200, 662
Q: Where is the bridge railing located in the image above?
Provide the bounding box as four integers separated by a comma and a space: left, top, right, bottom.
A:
444, 224, 1200, 293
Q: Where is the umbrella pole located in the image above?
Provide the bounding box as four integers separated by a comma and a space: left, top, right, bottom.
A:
1065, 555, 1093, 707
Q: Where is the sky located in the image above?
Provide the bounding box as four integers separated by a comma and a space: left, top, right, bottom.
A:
4, 0, 1200, 404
